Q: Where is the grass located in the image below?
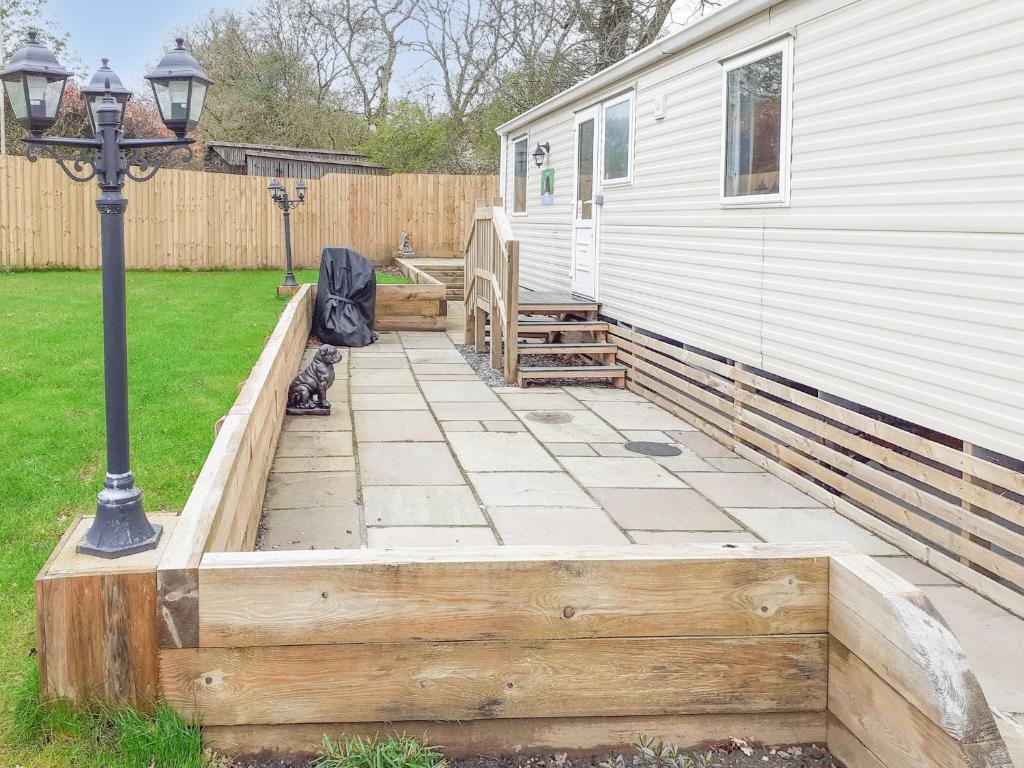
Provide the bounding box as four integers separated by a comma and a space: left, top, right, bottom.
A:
316, 734, 447, 768
0, 269, 299, 766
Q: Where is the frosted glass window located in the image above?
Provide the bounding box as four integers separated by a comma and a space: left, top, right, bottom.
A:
724, 52, 783, 198
603, 98, 631, 181
576, 118, 595, 220
513, 137, 528, 213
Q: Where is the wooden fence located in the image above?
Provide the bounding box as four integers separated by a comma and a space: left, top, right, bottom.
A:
0, 155, 496, 268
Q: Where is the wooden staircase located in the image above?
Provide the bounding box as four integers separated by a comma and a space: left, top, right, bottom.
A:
514, 291, 626, 388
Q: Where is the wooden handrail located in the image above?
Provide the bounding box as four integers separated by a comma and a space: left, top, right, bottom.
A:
463, 203, 519, 383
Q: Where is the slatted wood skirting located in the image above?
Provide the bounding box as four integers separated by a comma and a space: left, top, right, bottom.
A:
609, 324, 1024, 619
0, 156, 495, 268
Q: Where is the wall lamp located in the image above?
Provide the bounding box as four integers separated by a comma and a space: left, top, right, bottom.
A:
532, 142, 550, 168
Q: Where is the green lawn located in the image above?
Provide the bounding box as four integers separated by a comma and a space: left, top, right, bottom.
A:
0, 269, 316, 766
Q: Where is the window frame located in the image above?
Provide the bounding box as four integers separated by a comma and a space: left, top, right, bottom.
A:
511, 134, 529, 216
600, 89, 635, 187
719, 36, 794, 208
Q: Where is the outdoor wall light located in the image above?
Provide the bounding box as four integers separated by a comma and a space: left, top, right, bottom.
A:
1, 32, 212, 557
532, 142, 550, 167
80, 59, 132, 134
268, 179, 308, 288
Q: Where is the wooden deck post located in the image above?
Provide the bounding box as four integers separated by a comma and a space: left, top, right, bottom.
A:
504, 240, 519, 384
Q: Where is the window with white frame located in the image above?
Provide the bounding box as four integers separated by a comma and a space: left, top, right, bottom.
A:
721, 38, 792, 204
602, 92, 633, 183
513, 136, 528, 213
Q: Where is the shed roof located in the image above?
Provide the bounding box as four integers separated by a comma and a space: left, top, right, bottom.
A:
496, 0, 776, 136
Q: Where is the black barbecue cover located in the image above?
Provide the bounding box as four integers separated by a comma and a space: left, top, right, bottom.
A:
313, 247, 377, 347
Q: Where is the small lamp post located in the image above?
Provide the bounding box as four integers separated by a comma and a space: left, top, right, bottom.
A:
1, 32, 213, 557
268, 178, 306, 290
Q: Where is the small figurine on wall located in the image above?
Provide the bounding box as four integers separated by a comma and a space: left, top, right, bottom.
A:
287, 344, 343, 415
398, 230, 415, 255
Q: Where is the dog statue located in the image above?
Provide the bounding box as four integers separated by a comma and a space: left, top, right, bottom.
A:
287, 344, 343, 415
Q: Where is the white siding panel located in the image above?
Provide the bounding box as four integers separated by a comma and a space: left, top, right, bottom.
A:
498, 0, 1024, 458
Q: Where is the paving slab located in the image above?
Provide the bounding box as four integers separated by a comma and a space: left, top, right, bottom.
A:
726, 507, 901, 555
263, 506, 362, 550
432, 401, 516, 421
469, 472, 597, 508
350, 386, 420, 395
564, 387, 646, 402
517, 409, 623, 443
417, 375, 481, 381
548, 443, 597, 457
271, 456, 356, 474
280, 411, 352, 433
588, 400, 695, 431
400, 334, 456, 349
706, 457, 763, 473
591, 488, 741, 531
489, 507, 629, 545
922, 585, 1024, 714
264, 471, 358, 510
350, 368, 416, 387
448, 432, 559, 472
873, 556, 955, 586
500, 392, 587, 411
359, 442, 464, 486
630, 530, 762, 544
666, 431, 739, 458
440, 420, 485, 432
351, 392, 428, 410
561, 457, 686, 489
363, 486, 485, 526
350, 356, 410, 369
406, 349, 466, 364
483, 420, 527, 432
412, 363, 477, 375
350, 344, 404, 354
277, 431, 353, 458
354, 411, 444, 442
368, 526, 498, 548
621, 430, 672, 442
653, 455, 716, 472
420, 380, 499, 403
680, 472, 817, 507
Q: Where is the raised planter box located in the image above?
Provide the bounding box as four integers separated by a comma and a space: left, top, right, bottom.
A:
35, 289, 1013, 768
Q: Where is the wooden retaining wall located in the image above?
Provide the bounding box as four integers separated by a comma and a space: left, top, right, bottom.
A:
0, 156, 496, 268
375, 281, 447, 331
609, 324, 1024, 620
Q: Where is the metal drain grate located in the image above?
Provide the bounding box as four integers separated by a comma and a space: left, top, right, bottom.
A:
624, 441, 682, 457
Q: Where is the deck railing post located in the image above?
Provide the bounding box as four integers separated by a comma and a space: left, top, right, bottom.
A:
504, 239, 519, 384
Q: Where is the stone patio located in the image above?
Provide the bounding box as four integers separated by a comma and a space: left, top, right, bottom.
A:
257, 308, 1024, 749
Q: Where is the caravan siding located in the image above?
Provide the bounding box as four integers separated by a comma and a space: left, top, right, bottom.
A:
503, 0, 1024, 460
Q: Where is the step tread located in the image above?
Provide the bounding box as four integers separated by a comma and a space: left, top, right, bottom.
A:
519, 364, 626, 373
517, 342, 616, 351
517, 320, 609, 329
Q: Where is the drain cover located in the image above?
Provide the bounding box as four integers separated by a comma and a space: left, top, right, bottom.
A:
526, 411, 572, 424
625, 441, 682, 457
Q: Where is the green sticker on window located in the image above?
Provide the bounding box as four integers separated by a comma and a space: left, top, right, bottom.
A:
540, 168, 555, 205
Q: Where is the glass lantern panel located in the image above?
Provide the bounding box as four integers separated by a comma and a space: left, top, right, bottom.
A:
2, 76, 28, 120
188, 81, 206, 123
153, 80, 172, 120
168, 79, 190, 121
25, 74, 63, 119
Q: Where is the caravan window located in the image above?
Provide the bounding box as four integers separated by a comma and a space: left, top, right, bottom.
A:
602, 92, 633, 183
721, 38, 792, 205
513, 136, 528, 214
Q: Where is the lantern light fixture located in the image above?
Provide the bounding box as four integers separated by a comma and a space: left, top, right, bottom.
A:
144, 38, 212, 138
0, 31, 73, 136
531, 141, 550, 168
80, 59, 132, 134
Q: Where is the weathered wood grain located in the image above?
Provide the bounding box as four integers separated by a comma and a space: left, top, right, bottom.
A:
161, 635, 828, 726
205, 712, 828, 758
827, 642, 1011, 768
197, 553, 828, 646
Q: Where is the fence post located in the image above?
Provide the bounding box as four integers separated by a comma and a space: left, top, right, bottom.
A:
504, 240, 519, 384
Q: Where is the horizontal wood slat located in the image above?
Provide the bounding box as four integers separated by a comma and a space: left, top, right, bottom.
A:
0, 156, 496, 268
197, 553, 828, 647
205, 712, 829, 758
161, 635, 828, 726
611, 322, 1024, 617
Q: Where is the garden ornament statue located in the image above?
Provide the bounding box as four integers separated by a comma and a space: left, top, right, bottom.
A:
287, 344, 343, 415
398, 230, 415, 255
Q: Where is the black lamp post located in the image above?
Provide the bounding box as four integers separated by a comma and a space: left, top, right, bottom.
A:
268, 179, 306, 288
1, 33, 212, 558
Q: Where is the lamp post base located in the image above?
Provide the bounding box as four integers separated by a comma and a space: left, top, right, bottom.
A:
76, 472, 162, 558
282, 272, 299, 287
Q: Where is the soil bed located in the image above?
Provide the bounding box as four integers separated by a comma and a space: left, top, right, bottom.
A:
230, 744, 841, 768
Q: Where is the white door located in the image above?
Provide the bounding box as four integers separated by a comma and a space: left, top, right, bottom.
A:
571, 106, 599, 298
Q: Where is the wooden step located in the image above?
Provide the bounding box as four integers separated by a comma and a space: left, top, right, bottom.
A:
518, 301, 599, 314
518, 364, 627, 386
517, 319, 609, 333
517, 342, 617, 356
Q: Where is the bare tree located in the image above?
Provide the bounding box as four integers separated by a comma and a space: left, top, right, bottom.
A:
303, 0, 418, 126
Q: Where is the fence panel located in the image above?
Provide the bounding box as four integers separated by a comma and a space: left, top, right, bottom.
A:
0, 155, 495, 268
